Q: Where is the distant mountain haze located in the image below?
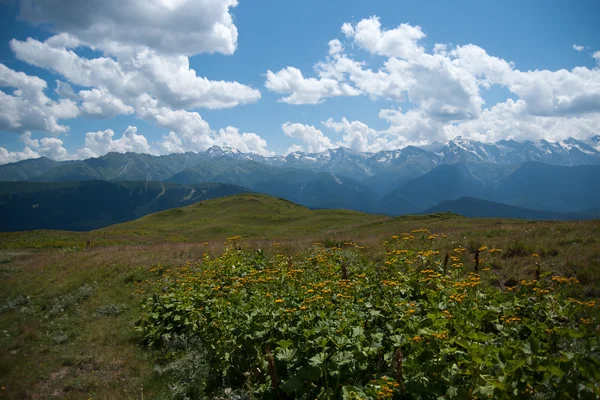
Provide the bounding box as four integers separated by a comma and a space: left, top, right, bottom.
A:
0, 136, 598, 230
0, 181, 249, 231
424, 197, 589, 221
2, 136, 599, 183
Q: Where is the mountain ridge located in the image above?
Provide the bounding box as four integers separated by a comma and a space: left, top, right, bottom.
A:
0, 136, 598, 225
424, 196, 589, 220
2, 135, 599, 184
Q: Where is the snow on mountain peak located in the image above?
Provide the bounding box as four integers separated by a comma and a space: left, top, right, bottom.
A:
201, 136, 599, 173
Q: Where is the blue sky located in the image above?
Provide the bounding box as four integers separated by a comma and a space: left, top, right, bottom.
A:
0, 0, 599, 162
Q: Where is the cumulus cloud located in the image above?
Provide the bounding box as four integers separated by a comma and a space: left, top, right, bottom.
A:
0, 147, 39, 165
54, 80, 79, 101
270, 19, 484, 119
76, 126, 154, 158
79, 88, 135, 118
343, 16, 426, 59
322, 117, 379, 152
10, 37, 261, 113
265, 67, 359, 104
282, 122, 334, 153
266, 17, 600, 146
133, 105, 272, 155
322, 99, 600, 152
1, 128, 149, 164
37, 136, 71, 160
4, 1, 259, 138
444, 99, 600, 143
0, 132, 41, 164
19, 0, 240, 56
573, 44, 584, 52
0, 131, 73, 164
159, 126, 273, 156
214, 127, 273, 155
0, 121, 276, 164
328, 39, 343, 55
0, 63, 79, 133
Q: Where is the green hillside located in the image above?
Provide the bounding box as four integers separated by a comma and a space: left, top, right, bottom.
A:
104, 193, 391, 240
0, 194, 599, 398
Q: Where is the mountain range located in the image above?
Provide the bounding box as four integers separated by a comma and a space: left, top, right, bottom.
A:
0, 135, 598, 231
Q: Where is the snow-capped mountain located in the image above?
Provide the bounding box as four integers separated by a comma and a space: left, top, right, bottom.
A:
203, 136, 600, 179
585, 135, 600, 151
2, 135, 598, 219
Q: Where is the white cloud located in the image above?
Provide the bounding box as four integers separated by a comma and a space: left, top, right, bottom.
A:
377, 108, 447, 148
444, 99, 600, 143
503, 67, 600, 116
316, 47, 484, 121
328, 39, 343, 55
37, 136, 71, 160
10, 37, 261, 112
156, 114, 273, 156
6, 0, 260, 136
284, 144, 304, 155
19, 0, 240, 56
281, 122, 334, 153
272, 19, 485, 121
0, 147, 39, 165
148, 107, 212, 139
79, 88, 135, 118
76, 126, 154, 158
11, 131, 73, 161
214, 127, 273, 155
0, 133, 41, 164
322, 117, 379, 152
266, 17, 600, 146
343, 16, 426, 59
141, 106, 272, 155
341, 22, 354, 38
6, 34, 261, 138
265, 67, 360, 104
0, 119, 275, 163
573, 44, 584, 52
334, 99, 600, 151
3, 1, 269, 160
54, 80, 79, 101
1, 126, 155, 163
20, 131, 39, 148
0, 63, 79, 133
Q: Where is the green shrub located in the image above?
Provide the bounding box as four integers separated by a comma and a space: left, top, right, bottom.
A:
47, 283, 98, 316
95, 303, 127, 317
138, 234, 600, 399
154, 334, 210, 399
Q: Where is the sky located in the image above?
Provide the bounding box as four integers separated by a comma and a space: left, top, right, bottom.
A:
0, 0, 599, 163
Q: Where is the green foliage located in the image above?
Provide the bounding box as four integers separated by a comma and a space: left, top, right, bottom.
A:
46, 283, 98, 316
0, 295, 30, 313
137, 234, 600, 399
95, 303, 128, 317
154, 334, 210, 400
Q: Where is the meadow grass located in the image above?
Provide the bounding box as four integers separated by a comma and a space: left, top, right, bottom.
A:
0, 194, 598, 398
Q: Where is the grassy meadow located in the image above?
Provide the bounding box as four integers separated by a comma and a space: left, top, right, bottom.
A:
0, 194, 599, 399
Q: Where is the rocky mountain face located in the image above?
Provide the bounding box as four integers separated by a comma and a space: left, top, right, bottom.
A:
0, 135, 598, 226
202, 136, 600, 177
2, 136, 598, 183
